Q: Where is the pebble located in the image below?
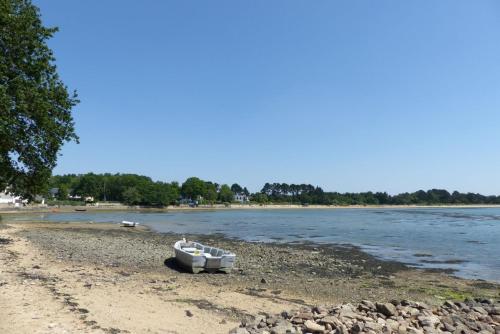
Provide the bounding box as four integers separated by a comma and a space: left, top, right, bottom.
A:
229, 299, 500, 334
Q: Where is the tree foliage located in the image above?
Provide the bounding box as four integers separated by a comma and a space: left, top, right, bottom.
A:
48, 174, 500, 207
49, 173, 179, 207
218, 184, 234, 203
0, 0, 78, 199
255, 183, 500, 206
180, 177, 206, 201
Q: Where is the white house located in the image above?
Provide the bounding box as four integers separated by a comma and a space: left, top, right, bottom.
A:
0, 191, 22, 206
233, 193, 249, 203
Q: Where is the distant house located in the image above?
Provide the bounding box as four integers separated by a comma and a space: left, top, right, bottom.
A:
233, 193, 249, 203
0, 191, 23, 206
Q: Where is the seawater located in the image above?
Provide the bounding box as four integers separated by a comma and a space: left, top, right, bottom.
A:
9, 207, 500, 282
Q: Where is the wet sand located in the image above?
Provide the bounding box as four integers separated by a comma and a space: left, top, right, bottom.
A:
0, 220, 498, 333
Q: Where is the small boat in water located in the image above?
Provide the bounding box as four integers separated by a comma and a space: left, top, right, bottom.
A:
121, 220, 139, 227
75, 208, 87, 212
173, 239, 236, 274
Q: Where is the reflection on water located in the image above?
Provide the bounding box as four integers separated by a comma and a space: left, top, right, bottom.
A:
8, 207, 500, 281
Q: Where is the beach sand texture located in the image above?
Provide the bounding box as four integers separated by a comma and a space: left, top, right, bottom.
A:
0, 221, 498, 333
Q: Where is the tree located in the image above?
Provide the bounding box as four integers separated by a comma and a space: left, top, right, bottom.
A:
230, 183, 243, 194
252, 193, 268, 204
219, 184, 233, 203
181, 177, 206, 200
203, 182, 217, 204
0, 0, 79, 200
56, 184, 68, 200
122, 187, 141, 205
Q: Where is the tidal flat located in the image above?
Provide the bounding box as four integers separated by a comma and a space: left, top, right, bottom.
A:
0, 219, 498, 333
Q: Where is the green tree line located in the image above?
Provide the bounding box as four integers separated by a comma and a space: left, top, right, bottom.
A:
256, 182, 500, 205
48, 174, 249, 206
48, 173, 500, 207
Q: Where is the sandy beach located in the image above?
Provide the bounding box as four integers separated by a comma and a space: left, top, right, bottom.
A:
0, 217, 498, 333
3, 203, 500, 215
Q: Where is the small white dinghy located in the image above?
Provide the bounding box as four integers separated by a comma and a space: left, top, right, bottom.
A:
174, 239, 236, 274
121, 220, 139, 227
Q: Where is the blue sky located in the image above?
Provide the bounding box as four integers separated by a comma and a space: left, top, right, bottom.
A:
35, 1, 500, 194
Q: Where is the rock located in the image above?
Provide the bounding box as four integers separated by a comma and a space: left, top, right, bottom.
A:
376, 303, 397, 317
229, 328, 250, 334
185, 310, 193, 317
489, 306, 499, 315
260, 278, 267, 284
418, 315, 440, 328
472, 306, 488, 315
233, 299, 500, 334
386, 318, 400, 331
270, 320, 294, 334
360, 300, 376, 311
319, 315, 342, 327
444, 301, 459, 311
350, 322, 364, 333
364, 321, 383, 332
304, 319, 325, 333
406, 327, 424, 334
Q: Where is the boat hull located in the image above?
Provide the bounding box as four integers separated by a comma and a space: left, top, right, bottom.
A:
173, 240, 235, 273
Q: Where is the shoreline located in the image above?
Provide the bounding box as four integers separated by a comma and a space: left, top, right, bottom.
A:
2, 203, 500, 215
1, 220, 499, 333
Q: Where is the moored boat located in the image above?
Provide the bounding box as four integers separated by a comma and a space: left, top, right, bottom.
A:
121, 220, 139, 227
173, 239, 236, 274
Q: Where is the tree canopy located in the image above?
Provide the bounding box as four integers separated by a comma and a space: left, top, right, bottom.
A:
49, 173, 179, 207
0, 0, 78, 200
48, 173, 500, 207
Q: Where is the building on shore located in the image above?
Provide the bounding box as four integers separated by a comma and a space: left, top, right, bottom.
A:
233, 193, 249, 203
0, 191, 23, 207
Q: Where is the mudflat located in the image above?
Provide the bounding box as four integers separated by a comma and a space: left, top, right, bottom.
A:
0, 220, 498, 333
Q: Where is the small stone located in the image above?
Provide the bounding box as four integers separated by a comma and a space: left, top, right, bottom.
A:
304, 320, 325, 333
376, 303, 397, 317
185, 310, 193, 317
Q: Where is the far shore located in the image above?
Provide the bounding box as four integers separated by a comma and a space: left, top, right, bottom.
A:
2, 203, 500, 215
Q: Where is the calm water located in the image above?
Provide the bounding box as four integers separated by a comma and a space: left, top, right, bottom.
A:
8, 208, 500, 282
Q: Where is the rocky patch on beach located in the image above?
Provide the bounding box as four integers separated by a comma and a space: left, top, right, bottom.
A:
230, 298, 500, 334
11, 223, 500, 306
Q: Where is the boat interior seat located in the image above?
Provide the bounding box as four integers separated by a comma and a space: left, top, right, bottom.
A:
182, 247, 198, 253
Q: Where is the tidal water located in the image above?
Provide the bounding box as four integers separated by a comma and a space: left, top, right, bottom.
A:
9, 207, 500, 282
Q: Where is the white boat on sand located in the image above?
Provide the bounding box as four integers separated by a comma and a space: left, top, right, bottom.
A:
121, 220, 139, 227
174, 239, 236, 274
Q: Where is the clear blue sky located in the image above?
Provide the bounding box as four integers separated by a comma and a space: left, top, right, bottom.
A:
35, 0, 500, 194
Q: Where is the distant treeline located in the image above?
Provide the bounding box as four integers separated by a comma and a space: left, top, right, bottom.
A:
48, 173, 500, 207
48, 173, 248, 206
258, 182, 500, 205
